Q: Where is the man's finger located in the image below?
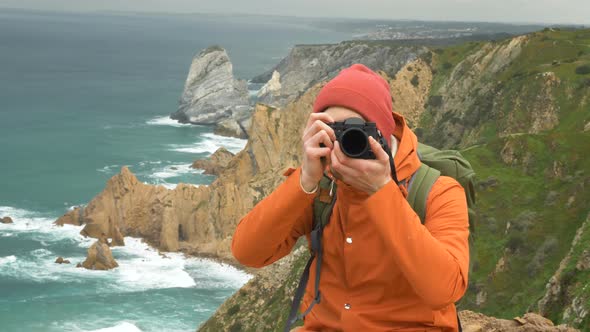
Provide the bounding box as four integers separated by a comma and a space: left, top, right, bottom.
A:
305, 112, 335, 131
303, 120, 336, 142
369, 136, 390, 161
333, 141, 350, 166
330, 146, 358, 177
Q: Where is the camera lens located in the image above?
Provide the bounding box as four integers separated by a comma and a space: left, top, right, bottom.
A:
340, 128, 368, 158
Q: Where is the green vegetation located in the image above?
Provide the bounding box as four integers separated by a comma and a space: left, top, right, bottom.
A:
576, 65, 590, 75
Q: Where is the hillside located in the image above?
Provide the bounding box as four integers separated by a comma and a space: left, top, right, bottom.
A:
198, 28, 590, 331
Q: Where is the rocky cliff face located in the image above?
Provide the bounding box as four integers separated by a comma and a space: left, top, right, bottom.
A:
56, 167, 214, 255
170, 45, 251, 138
254, 41, 428, 108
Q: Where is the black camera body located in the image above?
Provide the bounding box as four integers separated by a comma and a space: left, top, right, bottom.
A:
328, 118, 389, 159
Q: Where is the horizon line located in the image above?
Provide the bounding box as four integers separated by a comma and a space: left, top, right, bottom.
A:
0, 6, 588, 27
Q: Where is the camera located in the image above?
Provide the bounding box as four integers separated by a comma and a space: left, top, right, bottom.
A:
327, 118, 389, 159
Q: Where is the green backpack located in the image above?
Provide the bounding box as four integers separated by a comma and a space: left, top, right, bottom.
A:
284, 142, 476, 332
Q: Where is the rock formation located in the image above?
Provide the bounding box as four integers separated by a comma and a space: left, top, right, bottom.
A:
81, 240, 119, 270
54, 206, 84, 226
1, 216, 13, 224
191, 147, 235, 175
56, 166, 213, 254
536, 213, 590, 327
170, 45, 251, 138
55, 257, 70, 264
458, 310, 579, 332
253, 41, 427, 108
386, 58, 433, 128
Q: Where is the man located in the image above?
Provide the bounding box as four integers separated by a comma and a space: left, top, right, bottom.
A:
232, 64, 469, 331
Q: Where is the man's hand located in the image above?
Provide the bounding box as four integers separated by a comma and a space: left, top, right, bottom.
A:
301, 113, 336, 192
330, 136, 392, 195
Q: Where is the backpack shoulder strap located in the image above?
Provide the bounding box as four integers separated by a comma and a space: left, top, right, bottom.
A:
313, 175, 337, 229
407, 163, 441, 224
285, 174, 336, 332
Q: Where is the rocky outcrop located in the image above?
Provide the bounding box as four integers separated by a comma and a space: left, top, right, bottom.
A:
170, 45, 251, 138
253, 41, 427, 108
191, 147, 235, 176
1, 216, 13, 224
81, 240, 119, 270
56, 166, 213, 253
420, 35, 528, 148
55, 257, 70, 264
54, 206, 84, 226
386, 58, 433, 128
459, 310, 579, 332
537, 213, 590, 327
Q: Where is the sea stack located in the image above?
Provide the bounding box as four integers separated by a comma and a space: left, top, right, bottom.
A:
170, 45, 251, 138
81, 240, 119, 270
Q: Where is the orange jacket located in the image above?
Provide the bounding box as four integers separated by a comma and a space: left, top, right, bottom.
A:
232, 113, 469, 332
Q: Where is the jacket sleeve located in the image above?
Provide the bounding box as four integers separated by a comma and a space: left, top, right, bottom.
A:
231, 167, 315, 268
364, 176, 469, 309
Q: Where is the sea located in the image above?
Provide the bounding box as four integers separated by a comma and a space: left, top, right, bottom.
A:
0, 9, 350, 332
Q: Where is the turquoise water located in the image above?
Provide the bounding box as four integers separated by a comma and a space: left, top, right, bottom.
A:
0, 10, 349, 331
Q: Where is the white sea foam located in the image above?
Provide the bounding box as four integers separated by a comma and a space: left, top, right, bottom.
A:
0, 206, 252, 295
84, 322, 143, 332
97, 164, 121, 174
0, 255, 17, 266
145, 116, 196, 127
0, 206, 90, 245
148, 163, 203, 180
187, 258, 252, 289
169, 133, 247, 155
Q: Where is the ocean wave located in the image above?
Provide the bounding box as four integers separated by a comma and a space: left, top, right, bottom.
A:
186, 257, 252, 289
145, 116, 197, 127
0, 255, 17, 266
97, 164, 122, 174
169, 133, 247, 155
148, 163, 203, 180
0, 206, 251, 296
0, 206, 90, 244
82, 322, 143, 332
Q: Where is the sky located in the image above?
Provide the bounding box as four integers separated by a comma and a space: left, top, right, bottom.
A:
0, 0, 588, 25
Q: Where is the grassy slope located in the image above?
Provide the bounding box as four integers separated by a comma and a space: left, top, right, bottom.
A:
422, 28, 590, 329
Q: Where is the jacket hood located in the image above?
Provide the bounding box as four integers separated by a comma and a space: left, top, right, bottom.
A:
391, 112, 421, 182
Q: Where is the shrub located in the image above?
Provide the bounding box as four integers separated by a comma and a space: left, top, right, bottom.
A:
227, 304, 240, 316
442, 62, 453, 70
427, 95, 443, 108
506, 234, 525, 252
229, 322, 242, 332
411, 75, 419, 87
575, 65, 590, 75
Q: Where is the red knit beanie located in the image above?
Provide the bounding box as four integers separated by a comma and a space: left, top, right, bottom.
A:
313, 64, 396, 146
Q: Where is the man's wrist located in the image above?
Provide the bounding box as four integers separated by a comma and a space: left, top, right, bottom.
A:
300, 172, 319, 194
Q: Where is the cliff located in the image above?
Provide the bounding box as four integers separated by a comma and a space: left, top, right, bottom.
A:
170, 45, 251, 138
198, 29, 590, 331
253, 41, 428, 108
